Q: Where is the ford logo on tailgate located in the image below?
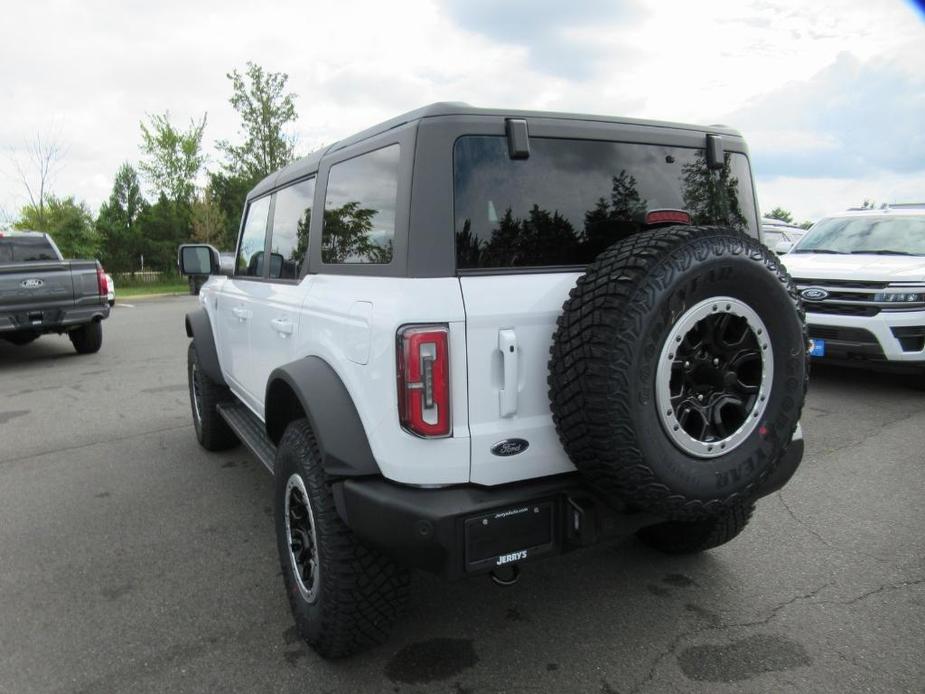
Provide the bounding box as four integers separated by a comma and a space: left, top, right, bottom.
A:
491, 439, 529, 456
800, 287, 829, 302
20, 278, 45, 289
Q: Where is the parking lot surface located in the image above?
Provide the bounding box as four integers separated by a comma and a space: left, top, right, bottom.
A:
1, 296, 923, 693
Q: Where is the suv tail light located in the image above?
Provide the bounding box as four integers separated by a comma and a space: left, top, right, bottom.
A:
97, 266, 107, 297
397, 325, 451, 437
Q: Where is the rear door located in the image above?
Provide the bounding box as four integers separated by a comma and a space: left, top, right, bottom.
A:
453, 133, 760, 485
249, 176, 317, 414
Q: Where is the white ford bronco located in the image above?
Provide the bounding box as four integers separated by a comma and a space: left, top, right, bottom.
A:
179, 103, 807, 658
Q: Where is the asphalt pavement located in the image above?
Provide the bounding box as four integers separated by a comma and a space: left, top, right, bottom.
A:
1, 296, 923, 693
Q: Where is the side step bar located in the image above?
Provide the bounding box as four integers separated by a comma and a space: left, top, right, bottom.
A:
217, 401, 276, 473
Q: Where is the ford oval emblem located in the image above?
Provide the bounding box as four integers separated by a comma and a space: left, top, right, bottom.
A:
800, 287, 829, 302
491, 439, 529, 457
20, 278, 45, 289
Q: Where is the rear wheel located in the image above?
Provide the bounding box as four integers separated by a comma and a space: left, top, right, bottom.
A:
69, 322, 103, 354
187, 343, 238, 451
637, 500, 754, 554
275, 419, 410, 658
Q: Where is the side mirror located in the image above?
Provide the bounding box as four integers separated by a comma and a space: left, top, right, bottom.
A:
178, 244, 222, 276
775, 241, 794, 255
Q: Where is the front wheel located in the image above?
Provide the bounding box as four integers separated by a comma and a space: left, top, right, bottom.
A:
69, 322, 103, 354
187, 343, 238, 451
274, 419, 409, 658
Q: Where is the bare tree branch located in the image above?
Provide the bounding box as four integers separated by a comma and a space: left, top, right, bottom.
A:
6, 130, 67, 227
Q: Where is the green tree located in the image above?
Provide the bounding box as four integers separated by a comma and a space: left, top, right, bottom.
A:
139, 111, 207, 204
765, 207, 794, 224
135, 194, 192, 271
15, 195, 99, 259
96, 163, 147, 271
217, 62, 298, 181
191, 186, 227, 246
208, 169, 258, 251
799, 221, 813, 230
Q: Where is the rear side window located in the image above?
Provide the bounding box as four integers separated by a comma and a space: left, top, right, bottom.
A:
236, 195, 271, 277
454, 136, 758, 270
322, 145, 399, 264
269, 178, 315, 280
0, 236, 59, 263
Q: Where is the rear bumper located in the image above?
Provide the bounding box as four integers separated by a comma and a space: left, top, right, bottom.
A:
333, 428, 804, 580
0, 303, 109, 334
333, 473, 662, 580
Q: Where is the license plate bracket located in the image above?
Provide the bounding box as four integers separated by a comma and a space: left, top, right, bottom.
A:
464, 501, 555, 572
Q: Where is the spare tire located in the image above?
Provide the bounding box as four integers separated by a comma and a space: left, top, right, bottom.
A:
548, 225, 807, 520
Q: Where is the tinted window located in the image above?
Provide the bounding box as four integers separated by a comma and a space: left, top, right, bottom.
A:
0, 236, 59, 263
269, 178, 315, 280
322, 145, 399, 264
454, 136, 758, 270
236, 195, 271, 277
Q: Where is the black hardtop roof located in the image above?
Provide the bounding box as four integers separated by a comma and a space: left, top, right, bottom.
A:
248, 102, 744, 200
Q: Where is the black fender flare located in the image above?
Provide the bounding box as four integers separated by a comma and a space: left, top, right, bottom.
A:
185, 308, 226, 386
265, 356, 380, 478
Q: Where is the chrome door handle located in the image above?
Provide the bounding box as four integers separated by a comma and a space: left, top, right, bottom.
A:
271, 318, 294, 335
231, 306, 250, 321
498, 329, 518, 417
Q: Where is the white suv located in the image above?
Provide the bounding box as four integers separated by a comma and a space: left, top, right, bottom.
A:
781, 208, 925, 376
178, 103, 807, 657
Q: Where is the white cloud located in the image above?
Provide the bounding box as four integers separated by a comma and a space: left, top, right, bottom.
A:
1, 0, 922, 227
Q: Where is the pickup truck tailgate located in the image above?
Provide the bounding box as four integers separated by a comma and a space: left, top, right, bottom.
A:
0, 261, 78, 312
0, 260, 105, 331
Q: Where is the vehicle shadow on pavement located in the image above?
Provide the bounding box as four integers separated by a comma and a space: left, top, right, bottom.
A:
807, 362, 923, 394
0, 335, 84, 370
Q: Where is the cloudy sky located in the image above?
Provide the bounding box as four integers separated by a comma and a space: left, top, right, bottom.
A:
1, 0, 923, 225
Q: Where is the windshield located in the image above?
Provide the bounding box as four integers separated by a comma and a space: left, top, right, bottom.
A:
794, 216, 925, 256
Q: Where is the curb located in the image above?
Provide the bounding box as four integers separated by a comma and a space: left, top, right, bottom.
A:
117, 291, 191, 301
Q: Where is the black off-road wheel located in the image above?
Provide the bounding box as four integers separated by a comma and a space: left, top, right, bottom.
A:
274, 419, 410, 659
637, 500, 754, 554
187, 342, 238, 451
274, 419, 410, 658
69, 321, 103, 354
549, 225, 808, 520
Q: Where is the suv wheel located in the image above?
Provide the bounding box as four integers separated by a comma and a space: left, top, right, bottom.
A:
637, 500, 754, 553
549, 225, 808, 519
69, 321, 103, 354
187, 343, 238, 451
274, 419, 410, 658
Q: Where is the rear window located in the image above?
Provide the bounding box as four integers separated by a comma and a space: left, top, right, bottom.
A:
0, 236, 59, 263
322, 145, 399, 264
454, 136, 758, 270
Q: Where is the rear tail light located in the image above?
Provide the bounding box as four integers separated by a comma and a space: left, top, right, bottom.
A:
397, 325, 451, 437
97, 266, 107, 296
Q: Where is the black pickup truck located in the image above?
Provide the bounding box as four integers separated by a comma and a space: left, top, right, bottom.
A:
0, 231, 110, 353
